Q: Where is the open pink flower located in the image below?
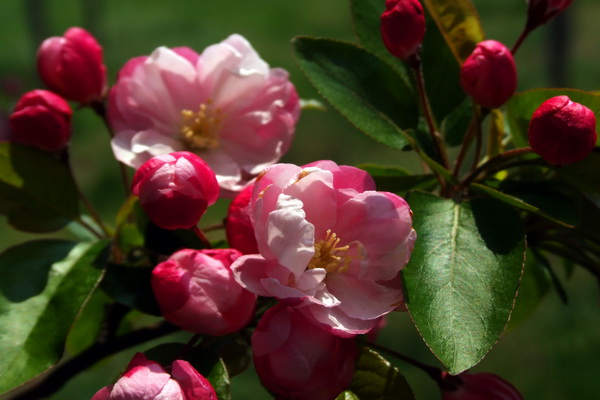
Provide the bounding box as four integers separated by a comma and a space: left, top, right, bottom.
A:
109, 34, 300, 196
91, 353, 216, 400
231, 161, 416, 337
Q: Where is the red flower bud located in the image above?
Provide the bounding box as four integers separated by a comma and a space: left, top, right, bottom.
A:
528, 95, 597, 165
8, 89, 72, 152
526, 0, 573, 31
252, 304, 357, 400
132, 152, 219, 230
460, 40, 517, 109
37, 27, 107, 104
441, 372, 523, 400
91, 353, 217, 400
152, 248, 257, 336
225, 184, 259, 254
380, 0, 426, 62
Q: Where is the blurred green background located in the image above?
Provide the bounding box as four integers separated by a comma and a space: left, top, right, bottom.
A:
0, 0, 599, 399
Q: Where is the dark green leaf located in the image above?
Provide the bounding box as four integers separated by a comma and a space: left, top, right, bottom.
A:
423, 0, 485, 63
293, 36, 418, 150
349, 0, 413, 87
0, 239, 109, 394
357, 164, 438, 194
556, 152, 600, 207
471, 183, 575, 228
442, 97, 473, 146
0, 143, 80, 232
403, 192, 525, 374
66, 288, 111, 355
505, 89, 600, 148
349, 347, 415, 400
101, 263, 161, 316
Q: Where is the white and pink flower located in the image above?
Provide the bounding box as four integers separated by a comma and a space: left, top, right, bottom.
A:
231, 161, 416, 337
108, 34, 300, 195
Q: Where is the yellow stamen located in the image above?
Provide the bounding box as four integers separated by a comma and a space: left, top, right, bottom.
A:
308, 229, 352, 274
180, 101, 224, 150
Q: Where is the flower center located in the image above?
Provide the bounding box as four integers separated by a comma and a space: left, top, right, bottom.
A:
308, 229, 352, 274
180, 101, 224, 150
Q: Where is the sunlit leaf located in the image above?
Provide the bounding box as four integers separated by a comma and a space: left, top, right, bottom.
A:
423, 0, 485, 63
0, 239, 109, 394
403, 192, 525, 374
0, 143, 80, 233
293, 36, 418, 151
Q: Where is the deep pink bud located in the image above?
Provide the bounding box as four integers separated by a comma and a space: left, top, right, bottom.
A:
152, 248, 257, 336
37, 27, 107, 104
528, 95, 597, 165
527, 0, 573, 30
132, 152, 219, 230
441, 371, 523, 400
8, 89, 72, 152
460, 40, 517, 109
380, 0, 426, 62
225, 184, 259, 254
252, 304, 357, 400
91, 353, 217, 400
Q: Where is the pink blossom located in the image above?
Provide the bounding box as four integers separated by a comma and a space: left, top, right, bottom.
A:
109, 34, 300, 195
527, 0, 573, 30
8, 89, 72, 152
151, 248, 257, 336
441, 371, 523, 400
226, 183, 259, 254
252, 304, 357, 400
132, 151, 219, 230
231, 161, 416, 337
37, 27, 107, 104
91, 353, 216, 400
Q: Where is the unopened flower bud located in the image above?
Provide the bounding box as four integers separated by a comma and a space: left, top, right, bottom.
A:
441, 371, 523, 400
252, 304, 357, 400
37, 27, 107, 104
460, 40, 517, 109
225, 184, 259, 254
8, 89, 72, 152
132, 152, 219, 230
380, 0, 426, 63
526, 0, 573, 31
91, 353, 217, 400
528, 95, 597, 165
152, 248, 257, 336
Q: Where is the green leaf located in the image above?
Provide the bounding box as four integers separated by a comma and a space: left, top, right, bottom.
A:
423, 0, 485, 63
403, 192, 525, 374
471, 183, 575, 228
442, 97, 473, 146
349, 0, 413, 87
292, 36, 418, 150
505, 89, 600, 148
66, 288, 111, 355
0, 239, 109, 394
556, 152, 600, 207
145, 343, 231, 400
0, 143, 80, 233
336, 391, 360, 400
349, 347, 415, 400
357, 164, 437, 194
101, 263, 161, 316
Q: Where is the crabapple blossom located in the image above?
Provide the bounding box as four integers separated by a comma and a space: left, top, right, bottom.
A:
460, 40, 517, 109
226, 183, 259, 254
8, 89, 72, 152
132, 151, 219, 230
380, 0, 426, 63
37, 27, 107, 104
231, 161, 416, 337
151, 248, 257, 336
440, 371, 523, 400
252, 304, 357, 400
108, 34, 300, 195
91, 353, 216, 400
526, 0, 573, 31
528, 96, 597, 165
